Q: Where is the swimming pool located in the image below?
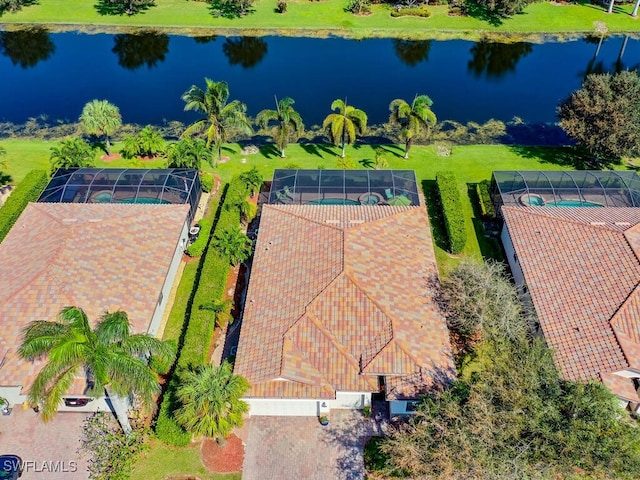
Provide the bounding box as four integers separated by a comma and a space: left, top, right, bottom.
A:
307, 198, 361, 205
116, 197, 171, 204
547, 200, 603, 208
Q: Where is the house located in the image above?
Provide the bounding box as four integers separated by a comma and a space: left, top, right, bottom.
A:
0, 168, 201, 412
494, 170, 640, 410
234, 169, 455, 417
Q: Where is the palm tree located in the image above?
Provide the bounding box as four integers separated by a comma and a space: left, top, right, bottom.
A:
213, 228, 253, 266
49, 137, 95, 173
255, 96, 304, 158
120, 126, 166, 160
322, 99, 367, 158
79, 100, 123, 155
389, 95, 437, 159
166, 137, 208, 170
239, 166, 263, 197
18, 306, 175, 435
174, 362, 249, 440
181, 79, 253, 166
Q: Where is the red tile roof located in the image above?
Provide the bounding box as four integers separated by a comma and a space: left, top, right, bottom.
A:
0, 202, 189, 391
502, 206, 640, 400
235, 204, 455, 400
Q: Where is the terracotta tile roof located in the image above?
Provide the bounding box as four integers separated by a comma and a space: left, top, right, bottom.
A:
235, 204, 455, 400
0, 202, 189, 392
600, 373, 640, 403
501, 206, 640, 389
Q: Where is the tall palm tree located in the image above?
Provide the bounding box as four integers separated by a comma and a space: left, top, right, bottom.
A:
255, 96, 304, 158
18, 306, 175, 435
174, 362, 249, 440
389, 94, 437, 159
79, 100, 122, 155
181, 78, 253, 166
323, 99, 367, 158
213, 228, 253, 266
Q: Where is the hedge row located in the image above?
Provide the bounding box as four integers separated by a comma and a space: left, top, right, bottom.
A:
390, 7, 431, 17
185, 218, 212, 258
155, 177, 249, 446
476, 180, 496, 219
0, 170, 48, 243
436, 171, 467, 255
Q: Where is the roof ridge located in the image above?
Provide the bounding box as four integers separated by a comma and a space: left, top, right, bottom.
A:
609, 280, 640, 369
501, 205, 627, 232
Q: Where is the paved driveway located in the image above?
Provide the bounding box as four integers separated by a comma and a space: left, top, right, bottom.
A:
242, 410, 377, 480
0, 408, 89, 479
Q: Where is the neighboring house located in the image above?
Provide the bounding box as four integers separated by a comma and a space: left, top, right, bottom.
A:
234, 170, 455, 417
494, 170, 640, 410
0, 168, 200, 412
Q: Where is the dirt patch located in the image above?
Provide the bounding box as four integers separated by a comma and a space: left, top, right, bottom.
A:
200, 434, 244, 473
101, 153, 122, 162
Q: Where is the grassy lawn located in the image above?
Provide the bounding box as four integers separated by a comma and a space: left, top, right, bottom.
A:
131, 438, 241, 480
162, 261, 199, 342
0, 0, 639, 39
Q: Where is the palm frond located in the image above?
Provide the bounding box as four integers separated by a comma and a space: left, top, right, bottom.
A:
95, 310, 131, 345
107, 354, 159, 407
18, 321, 67, 359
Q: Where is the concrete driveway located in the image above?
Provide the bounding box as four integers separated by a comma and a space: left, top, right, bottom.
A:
0, 408, 89, 479
242, 410, 377, 480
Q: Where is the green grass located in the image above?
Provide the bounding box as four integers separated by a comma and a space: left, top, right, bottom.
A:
162, 261, 199, 342
1, 0, 639, 39
131, 439, 241, 480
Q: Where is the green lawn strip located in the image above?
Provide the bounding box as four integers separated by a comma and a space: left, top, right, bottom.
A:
1, 0, 639, 38
162, 262, 199, 342
131, 438, 241, 480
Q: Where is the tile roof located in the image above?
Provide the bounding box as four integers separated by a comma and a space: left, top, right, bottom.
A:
501, 206, 640, 399
235, 204, 455, 401
0, 202, 189, 391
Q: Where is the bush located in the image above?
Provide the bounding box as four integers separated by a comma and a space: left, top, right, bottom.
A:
276, 0, 287, 12
200, 172, 214, 193
436, 171, 466, 254
185, 218, 213, 258
346, 0, 371, 14
0, 169, 48, 243
476, 180, 496, 219
390, 7, 431, 17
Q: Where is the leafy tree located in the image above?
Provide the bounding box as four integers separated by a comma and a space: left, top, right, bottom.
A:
49, 138, 95, 173
239, 166, 263, 196
174, 362, 249, 440
468, 40, 533, 78
112, 32, 169, 70
558, 70, 640, 166
222, 37, 268, 68
0, 28, 55, 69
0, 144, 9, 186
166, 137, 208, 170
322, 99, 367, 158
120, 126, 167, 159
96, 0, 154, 15
466, 0, 535, 19
0, 0, 29, 13
393, 39, 431, 67
256, 96, 304, 158
18, 306, 175, 434
389, 95, 437, 159
213, 227, 253, 265
80, 100, 122, 155
209, 0, 255, 18
181, 78, 253, 166
80, 412, 148, 480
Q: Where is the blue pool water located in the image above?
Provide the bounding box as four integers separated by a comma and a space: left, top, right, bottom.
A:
548, 200, 603, 207
117, 197, 172, 204
308, 198, 361, 205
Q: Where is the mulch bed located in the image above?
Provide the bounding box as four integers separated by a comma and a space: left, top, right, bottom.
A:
200, 434, 244, 473
101, 153, 122, 162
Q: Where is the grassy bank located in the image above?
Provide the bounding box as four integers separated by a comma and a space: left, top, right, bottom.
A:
1, 0, 639, 40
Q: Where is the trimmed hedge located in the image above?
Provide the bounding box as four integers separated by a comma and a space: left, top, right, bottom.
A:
391, 7, 431, 17
476, 180, 496, 219
185, 218, 212, 258
0, 170, 48, 243
436, 171, 467, 255
200, 172, 214, 193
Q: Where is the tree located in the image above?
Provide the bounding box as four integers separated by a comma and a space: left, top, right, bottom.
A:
389, 95, 437, 159
222, 37, 268, 68
256, 96, 304, 158
208, 0, 255, 18
49, 138, 95, 173
166, 137, 208, 170
0, 0, 28, 13
558, 70, 640, 166
213, 228, 253, 265
239, 166, 263, 196
96, 0, 154, 15
18, 306, 175, 434
181, 78, 253, 166
80, 100, 122, 155
0, 28, 55, 69
174, 362, 249, 440
322, 99, 367, 158
112, 32, 169, 70
120, 126, 167, 159
466, 0, 535, 19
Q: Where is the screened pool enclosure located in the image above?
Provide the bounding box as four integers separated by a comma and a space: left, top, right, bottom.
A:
491, 170, 640, 212
268, 169, 420, 206
38, 168, 201, 222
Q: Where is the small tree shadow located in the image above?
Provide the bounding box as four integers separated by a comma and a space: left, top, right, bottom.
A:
94, 0, 154, 16
422, 179, 450, 253
508, 145, 596, 169
359, 158, 375, 168
299, 140, 337, 159
467, 183, 504, 261
259, 143, 280, 159
462, 0, 504, 26
376, 144, 405, 159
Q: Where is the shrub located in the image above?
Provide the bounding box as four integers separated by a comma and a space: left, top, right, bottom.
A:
149, 339, 177, 375
120, 125, 167, 159
346, 0, 371, 14
185, 218, 213, 258
476, 180, 496, 219
436, 171, 466, 254
0, 169, 48, 243
276, 0, 287, 12
200, 172, 214, 193
390, 7, 431, 17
